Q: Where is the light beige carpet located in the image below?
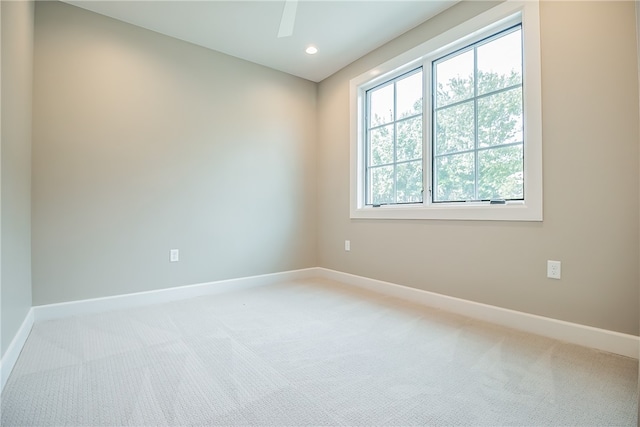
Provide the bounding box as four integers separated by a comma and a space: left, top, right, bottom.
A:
1, 278, 637, 426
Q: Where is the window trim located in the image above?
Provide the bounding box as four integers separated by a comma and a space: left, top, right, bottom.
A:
350, 0, 542, 221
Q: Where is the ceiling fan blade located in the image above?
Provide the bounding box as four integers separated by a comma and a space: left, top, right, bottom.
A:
277, 0, 298, 38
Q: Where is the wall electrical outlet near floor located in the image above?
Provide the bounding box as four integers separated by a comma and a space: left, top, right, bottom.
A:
547, 260, 561, 279
344, 240, 351, 251
170, 249, 179, 262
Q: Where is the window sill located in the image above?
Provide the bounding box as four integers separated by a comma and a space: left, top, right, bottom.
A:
350, 201, 542, 221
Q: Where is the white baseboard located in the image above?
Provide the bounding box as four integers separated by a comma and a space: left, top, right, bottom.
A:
1, 308, 34, 392
316, 268, 639, 359
33, 268, 318, 322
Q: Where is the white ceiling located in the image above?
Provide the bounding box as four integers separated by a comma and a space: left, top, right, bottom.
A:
62, 1, 458, 82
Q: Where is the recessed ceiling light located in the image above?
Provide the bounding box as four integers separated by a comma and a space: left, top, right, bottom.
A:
305, 46, 318, 55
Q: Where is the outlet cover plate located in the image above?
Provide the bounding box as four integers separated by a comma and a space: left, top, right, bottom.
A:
547, 260, 561, 279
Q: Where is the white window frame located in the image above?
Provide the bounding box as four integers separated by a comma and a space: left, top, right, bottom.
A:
350, 0, 542, 221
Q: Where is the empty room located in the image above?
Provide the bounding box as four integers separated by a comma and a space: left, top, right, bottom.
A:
1, 0, 639, 425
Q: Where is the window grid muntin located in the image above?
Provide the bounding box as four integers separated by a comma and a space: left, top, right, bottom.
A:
434, 83, 522, 113
432, 24, 523, 203
433, 140, 523, 159
365, 67, 423, 206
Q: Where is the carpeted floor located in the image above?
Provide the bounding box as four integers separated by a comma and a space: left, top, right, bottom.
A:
1, 278, 637, 426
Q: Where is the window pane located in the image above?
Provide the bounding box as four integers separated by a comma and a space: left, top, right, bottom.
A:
435, 49, 474, 108
435, 101, 474, 155
434, 152, 475, 202
478, 29, 522, 95
369, 124, 394, 166
397, 117, 422, 161
478, 144, 523, 200
396, 161, 422, 203
369, 84, 394, 127
478, 87, 522, 148
396, 71, 423, 119
370, 166, 394, 205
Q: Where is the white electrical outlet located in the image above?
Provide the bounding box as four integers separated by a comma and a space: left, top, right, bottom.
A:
547, 260, 561, 279
170, 249, 179, 262
344, 240, 351, 251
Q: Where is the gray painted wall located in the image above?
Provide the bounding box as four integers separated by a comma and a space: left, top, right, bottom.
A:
1, 1, 34, 356
317, 1, 640, 335
32, 2, 317, 305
